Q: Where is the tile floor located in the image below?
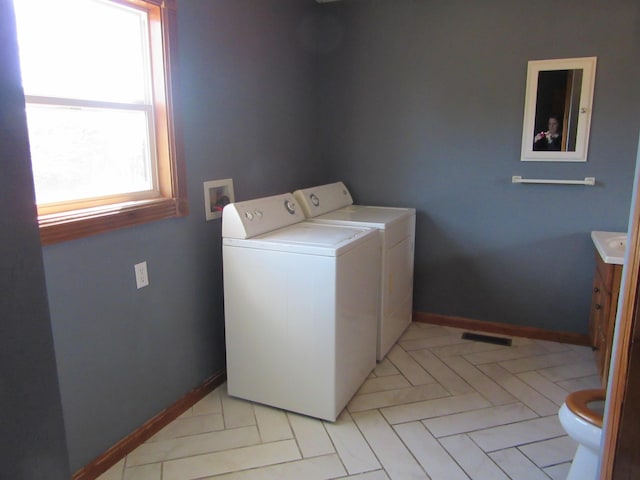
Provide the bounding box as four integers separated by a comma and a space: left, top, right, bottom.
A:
97, 323, 601, 480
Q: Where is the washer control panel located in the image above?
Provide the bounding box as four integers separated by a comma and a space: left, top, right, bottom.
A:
222, 193, 304, 239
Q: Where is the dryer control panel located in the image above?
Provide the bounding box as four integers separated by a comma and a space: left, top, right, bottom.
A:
293, 181, 354, 218
222, 193, 305, 239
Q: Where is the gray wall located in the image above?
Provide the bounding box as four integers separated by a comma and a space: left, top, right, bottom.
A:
40, 0, 323, 471
0, 0, 70, 477
316, 0, 640, 333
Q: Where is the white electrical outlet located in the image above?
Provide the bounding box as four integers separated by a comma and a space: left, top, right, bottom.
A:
134, 261, 149, 289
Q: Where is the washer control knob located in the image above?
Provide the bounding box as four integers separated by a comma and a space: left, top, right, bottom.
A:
310, 194, 320, 206
254, 210, 263, 218
284, 200, 296, 214
244, 211, 254, 221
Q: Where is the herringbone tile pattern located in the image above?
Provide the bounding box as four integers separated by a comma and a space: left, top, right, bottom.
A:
98, 323, 600, 479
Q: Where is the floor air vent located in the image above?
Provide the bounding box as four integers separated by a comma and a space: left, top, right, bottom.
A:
461, 332, 512, 346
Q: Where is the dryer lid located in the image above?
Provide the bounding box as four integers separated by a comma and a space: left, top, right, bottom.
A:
315, 205, 415, 228
293, 181, 353, 218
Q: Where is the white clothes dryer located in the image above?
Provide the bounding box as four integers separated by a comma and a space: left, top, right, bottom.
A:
222, 193, 381, 422
293, 182, 415, 361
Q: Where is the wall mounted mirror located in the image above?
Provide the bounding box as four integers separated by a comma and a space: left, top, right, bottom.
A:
521, 57, 597, 162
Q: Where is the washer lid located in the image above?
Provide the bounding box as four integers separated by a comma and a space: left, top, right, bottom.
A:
313, 205, 416, 229
223, 222, 377, 256
293, 181, 353, 218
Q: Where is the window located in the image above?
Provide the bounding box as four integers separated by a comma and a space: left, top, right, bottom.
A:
13, 0, 187, 245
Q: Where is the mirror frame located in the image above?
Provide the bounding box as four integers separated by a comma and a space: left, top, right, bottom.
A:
520, 56, 597, 162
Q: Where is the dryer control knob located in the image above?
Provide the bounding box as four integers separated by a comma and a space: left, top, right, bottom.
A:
244, 211, 254, 220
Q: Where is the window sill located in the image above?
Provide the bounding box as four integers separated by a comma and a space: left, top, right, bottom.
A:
39, 197, 188, 246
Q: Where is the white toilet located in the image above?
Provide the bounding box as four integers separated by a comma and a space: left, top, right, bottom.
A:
558, 388, 605, 480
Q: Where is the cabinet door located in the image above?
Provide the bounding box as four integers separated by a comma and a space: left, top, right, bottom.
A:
589, 270, 607, 377
589, 272, 603, 346
598, 291, 613, 383
602, 264, 624, 385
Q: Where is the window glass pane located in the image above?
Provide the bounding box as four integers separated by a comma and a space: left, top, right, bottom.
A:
15, 0, 150, 103
26, 104, 154, 205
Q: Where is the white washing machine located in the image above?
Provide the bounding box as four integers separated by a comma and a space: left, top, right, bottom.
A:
293, 182, 415, 361
222, 193, 381, 422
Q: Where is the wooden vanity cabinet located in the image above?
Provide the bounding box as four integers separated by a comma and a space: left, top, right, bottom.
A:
589, 250, 623, 386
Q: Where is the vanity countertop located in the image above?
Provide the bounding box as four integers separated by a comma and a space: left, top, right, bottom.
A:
591, 230, 627, 265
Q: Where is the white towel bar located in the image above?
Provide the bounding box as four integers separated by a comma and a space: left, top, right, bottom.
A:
512, 176, 596, 186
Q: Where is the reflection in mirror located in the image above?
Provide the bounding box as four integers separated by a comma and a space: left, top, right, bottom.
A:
521, 57, 596, 162
533, 69, 582, 152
